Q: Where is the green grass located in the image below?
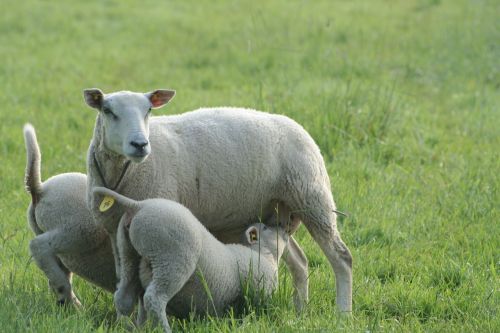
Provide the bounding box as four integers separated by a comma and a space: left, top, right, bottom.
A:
1, 0, 499, 331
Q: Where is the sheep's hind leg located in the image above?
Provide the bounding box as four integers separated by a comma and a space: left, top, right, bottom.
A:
29, 231, 81, 306
284, 180, 352, 313
299, 192, 352, 313
283, 236, 309, 312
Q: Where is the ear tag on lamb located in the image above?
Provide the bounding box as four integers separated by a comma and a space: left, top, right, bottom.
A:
250, 230, 258, 242
99, 195, 115, 212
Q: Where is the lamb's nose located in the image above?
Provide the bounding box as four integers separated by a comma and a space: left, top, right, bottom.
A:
130, 140, 149, 150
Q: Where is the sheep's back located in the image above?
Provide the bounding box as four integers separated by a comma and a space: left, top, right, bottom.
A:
148, 108, 325, 231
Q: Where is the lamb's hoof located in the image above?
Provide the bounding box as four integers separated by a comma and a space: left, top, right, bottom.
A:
293, 299, 307, 314
116, 314, 137, 332
56, 297, 82, 309
114, 288, 136, 316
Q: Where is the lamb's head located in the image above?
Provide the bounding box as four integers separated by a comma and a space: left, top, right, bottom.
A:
83, 88, 175, 163
244, 223, 289, 264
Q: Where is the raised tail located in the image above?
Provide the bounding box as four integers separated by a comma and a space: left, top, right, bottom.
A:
93, 187, 141, 213
23, 124, 42, 204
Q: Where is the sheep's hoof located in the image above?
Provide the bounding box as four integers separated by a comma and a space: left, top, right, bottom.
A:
338, 310, 353, 319
72, 297, 83, 308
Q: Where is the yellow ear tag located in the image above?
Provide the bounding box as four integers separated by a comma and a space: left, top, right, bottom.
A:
250, 231, 258, 242
99, 195, 115, 212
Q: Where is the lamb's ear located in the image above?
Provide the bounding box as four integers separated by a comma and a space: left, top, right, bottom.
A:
83, 88, 104, 110
245, 226, 259, 245
146, 89, 176, 109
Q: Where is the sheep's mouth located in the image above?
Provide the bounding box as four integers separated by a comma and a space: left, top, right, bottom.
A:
127, 152, 149, 163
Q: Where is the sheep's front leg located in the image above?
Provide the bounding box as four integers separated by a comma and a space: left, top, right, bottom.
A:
115, 220, 143, 318
29, 231, 81, 307
283, 236, 309, 312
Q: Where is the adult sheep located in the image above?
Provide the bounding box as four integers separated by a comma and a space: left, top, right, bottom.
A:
83, 88, 352, 313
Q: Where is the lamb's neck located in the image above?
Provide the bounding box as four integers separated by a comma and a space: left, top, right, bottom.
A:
249, 248, 279, 270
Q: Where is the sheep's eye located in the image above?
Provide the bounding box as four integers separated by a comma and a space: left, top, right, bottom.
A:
103, 108, 118, 120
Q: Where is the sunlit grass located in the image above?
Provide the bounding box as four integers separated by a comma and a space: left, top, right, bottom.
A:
0, 0, 498, 331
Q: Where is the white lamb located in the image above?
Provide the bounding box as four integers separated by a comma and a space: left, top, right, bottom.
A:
94, 187, 290, 333
23, 124, 116, 305
83, 89, 352, 312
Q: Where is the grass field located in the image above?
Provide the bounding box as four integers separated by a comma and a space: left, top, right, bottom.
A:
0, 0, 498, 331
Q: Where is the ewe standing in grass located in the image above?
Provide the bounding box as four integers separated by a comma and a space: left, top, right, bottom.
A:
84, 88, 352, 313
94, 187, 290, 332
23, 124, 116, 306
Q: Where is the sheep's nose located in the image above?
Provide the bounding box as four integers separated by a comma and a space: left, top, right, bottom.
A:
130, 140, 149, 150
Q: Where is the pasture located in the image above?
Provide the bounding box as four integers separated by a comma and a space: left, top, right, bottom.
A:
0, 0, 498, 331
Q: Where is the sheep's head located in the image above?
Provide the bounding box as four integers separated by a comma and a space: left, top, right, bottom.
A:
83, 88, 175, 163
244, 223, 289, 263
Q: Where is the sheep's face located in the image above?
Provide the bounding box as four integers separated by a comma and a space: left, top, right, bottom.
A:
84, 89, 175, 163
245, 223, 289, 263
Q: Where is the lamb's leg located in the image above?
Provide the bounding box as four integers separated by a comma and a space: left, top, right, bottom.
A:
143, 278, 190, 333
283, 236, 309, 312
114, 221, 143, 318
56, 261, 78, 304
135, 293, 147, 327
29, 232, 81, 306
298, 189, 352, 313
144, 256, 197, 333
143, 284, 171, 333
136, 259, 150, 327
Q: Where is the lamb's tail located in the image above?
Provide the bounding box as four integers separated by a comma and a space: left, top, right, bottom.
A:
23, 124, 43, 204
93, 187, 141, 213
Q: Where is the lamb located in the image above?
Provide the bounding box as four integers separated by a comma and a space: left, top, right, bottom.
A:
83, 89, 352, 312
23, 124, 117, 305
94, 187, 290, 332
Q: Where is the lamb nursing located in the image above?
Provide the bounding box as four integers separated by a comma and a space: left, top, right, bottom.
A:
84, 89, 352, 312
94, 187, 290, 332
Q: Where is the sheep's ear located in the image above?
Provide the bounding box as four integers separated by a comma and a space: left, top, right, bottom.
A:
245, 226, 259, 245
146, 89, 175, 109
84, 88, 104, 110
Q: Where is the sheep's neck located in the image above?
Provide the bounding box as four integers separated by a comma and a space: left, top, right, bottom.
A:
90, 115, 131, 190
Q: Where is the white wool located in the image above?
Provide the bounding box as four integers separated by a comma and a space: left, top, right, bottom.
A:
84, 89, 352, 313
23, 124, 116, 307
95, 187, 289, 332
